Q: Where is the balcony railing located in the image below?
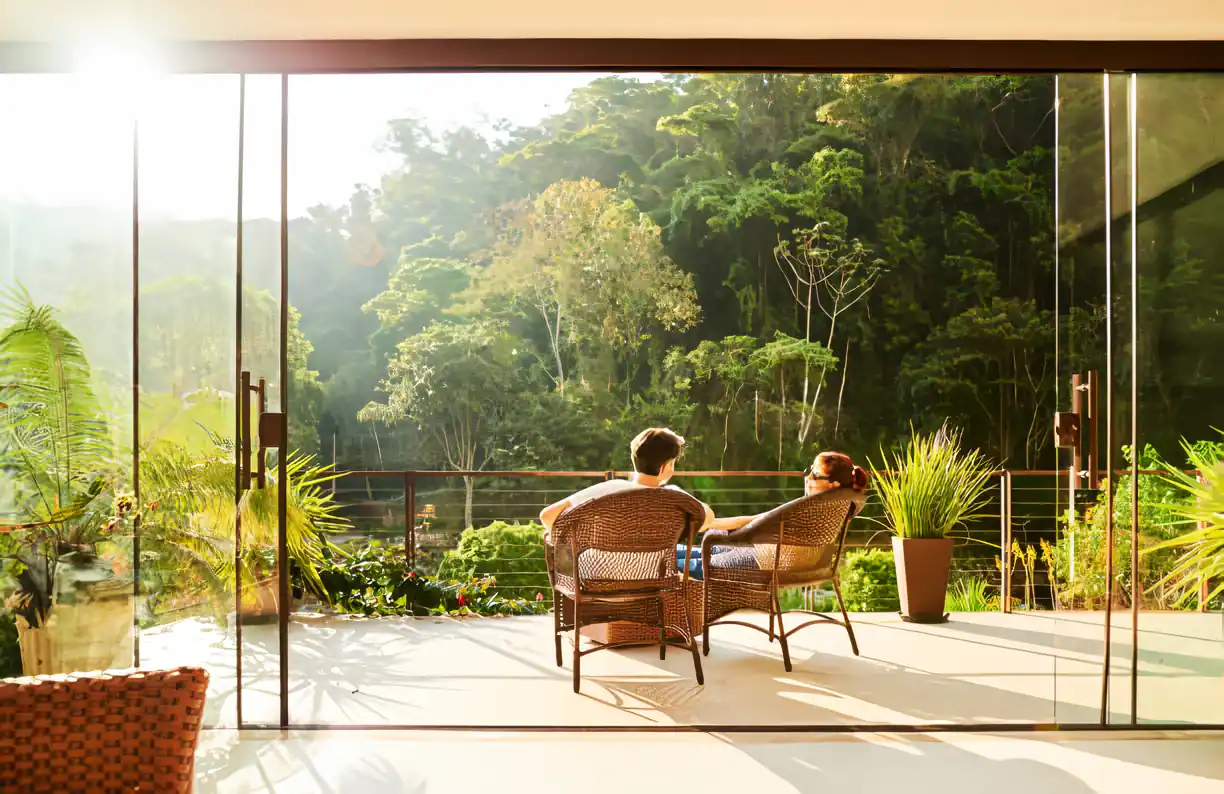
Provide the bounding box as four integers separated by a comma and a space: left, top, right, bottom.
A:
329, 468, 1213, 615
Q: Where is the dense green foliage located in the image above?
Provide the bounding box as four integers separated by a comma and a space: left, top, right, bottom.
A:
289, 74, 1082, 476
1043, 440, 1224, 610
311, 540, 548, 617
839, 549, 900, 612
436, 521, 551, 602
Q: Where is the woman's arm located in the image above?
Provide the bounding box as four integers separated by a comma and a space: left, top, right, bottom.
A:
707, 514, 756, 531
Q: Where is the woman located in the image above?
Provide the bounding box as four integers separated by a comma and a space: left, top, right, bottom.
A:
676, 451, 869, 580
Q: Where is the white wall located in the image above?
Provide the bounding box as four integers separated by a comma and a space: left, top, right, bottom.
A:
2, 0, 1224, 41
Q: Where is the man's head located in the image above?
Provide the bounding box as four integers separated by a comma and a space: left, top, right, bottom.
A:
630, 427, 685, 482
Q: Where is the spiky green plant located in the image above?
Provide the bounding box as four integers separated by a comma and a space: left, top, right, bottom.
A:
1146, 437, 1224, 608
945, 577, 992, 612
0, 288, 119, 627
871, 424, 996, 540
135, 438, 349, 616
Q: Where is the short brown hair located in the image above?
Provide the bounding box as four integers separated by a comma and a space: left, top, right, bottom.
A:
630, 428, 685, 476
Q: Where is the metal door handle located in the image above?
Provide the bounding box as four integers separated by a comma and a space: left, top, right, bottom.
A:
240, 371, 285, 490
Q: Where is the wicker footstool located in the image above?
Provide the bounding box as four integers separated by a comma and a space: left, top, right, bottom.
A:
581, 578, 705, 645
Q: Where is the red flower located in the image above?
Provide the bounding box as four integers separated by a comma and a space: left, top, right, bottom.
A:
457, 593, 466, 607
536, 593, 544, 602
407, 571, 416, 579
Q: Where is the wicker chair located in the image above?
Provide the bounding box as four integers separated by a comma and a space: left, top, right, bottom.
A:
0, 666, 210, 793
700, 487, 866, 672
546, 487, 707, 693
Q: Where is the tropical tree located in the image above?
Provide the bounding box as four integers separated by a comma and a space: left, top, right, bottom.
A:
359, 321, 527, 528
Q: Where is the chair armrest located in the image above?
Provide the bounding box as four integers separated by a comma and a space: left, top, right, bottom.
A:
700, 528, 756, 563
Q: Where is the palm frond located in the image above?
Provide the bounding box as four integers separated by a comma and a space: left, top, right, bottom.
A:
1145, 439, 1224, 606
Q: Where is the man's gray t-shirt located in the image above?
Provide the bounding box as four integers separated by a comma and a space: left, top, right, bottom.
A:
562, 479, 713, 531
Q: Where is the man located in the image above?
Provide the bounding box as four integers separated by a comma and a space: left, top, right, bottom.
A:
539, 427, 714, 535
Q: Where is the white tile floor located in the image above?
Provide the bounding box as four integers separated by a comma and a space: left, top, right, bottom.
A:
142, 610, 1224, 728
195, 730, 1224, 794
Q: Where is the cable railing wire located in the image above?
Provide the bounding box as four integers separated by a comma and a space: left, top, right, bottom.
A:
319, 468, 1208, 614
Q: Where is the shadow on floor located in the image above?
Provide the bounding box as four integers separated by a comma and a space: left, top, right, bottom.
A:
726, 733, 1101, 794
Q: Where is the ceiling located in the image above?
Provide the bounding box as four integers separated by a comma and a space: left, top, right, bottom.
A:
3, 0, 1224, 41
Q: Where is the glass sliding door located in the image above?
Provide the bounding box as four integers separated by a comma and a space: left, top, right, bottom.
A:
0, 75, 136, 682
1128, 72, 1224, 725
233, 73, 290, 729
115, 72, 289, 730
1055, 70, 1224, 727
133, 73, 243, 728
1052, 72, 1137, 725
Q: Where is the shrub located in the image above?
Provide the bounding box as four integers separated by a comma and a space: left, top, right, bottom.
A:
437, 521, 551, 603
945, 577, 994, 612
839, 549, 899, 612
777, 587, 836, 612
309, 540, 549, 618
1047, 443, 1199, 610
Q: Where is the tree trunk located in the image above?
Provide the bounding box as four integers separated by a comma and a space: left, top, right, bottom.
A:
834, 338, 850, 439
463, 475, 474, 530
777, 372, 785, 470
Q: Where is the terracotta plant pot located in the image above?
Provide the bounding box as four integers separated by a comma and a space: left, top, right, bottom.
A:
892, 536, 954, 624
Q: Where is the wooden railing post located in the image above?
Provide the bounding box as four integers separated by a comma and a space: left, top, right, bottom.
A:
1198, 471, 1210, 613
1001, 471, 1012, 614
404, 473, 416, 571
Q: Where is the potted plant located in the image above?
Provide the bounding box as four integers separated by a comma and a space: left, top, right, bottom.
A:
137, 436, 349, 628
872, 424, 995, 624
0, 290, 135, 674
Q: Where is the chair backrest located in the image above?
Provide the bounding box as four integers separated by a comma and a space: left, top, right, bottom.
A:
551, 486, 706, 584
736, 487, 867, 582
0, 666, 209, 793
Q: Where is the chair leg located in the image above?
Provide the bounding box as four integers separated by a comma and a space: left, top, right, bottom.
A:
685, 599, 704, 686
702, 582, 711, 656
773, 589, 792, 673
572, 602, 582, 693
659, 596, 667, 660
768, 608, 775, 643
553, 596, 564, 668
833, 580, 860, 657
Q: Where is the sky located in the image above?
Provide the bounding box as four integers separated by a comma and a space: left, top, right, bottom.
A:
0, 72, 609, 220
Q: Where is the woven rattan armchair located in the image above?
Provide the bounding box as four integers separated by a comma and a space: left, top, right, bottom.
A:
546, 487, 707, 693
700, 487, 866, 672
0, 666, 210, 792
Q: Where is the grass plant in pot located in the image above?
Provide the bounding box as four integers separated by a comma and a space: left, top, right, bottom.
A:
872, 424, 994, 624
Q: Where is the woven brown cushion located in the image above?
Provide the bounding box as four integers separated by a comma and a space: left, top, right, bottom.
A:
0, 666, 209, 793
